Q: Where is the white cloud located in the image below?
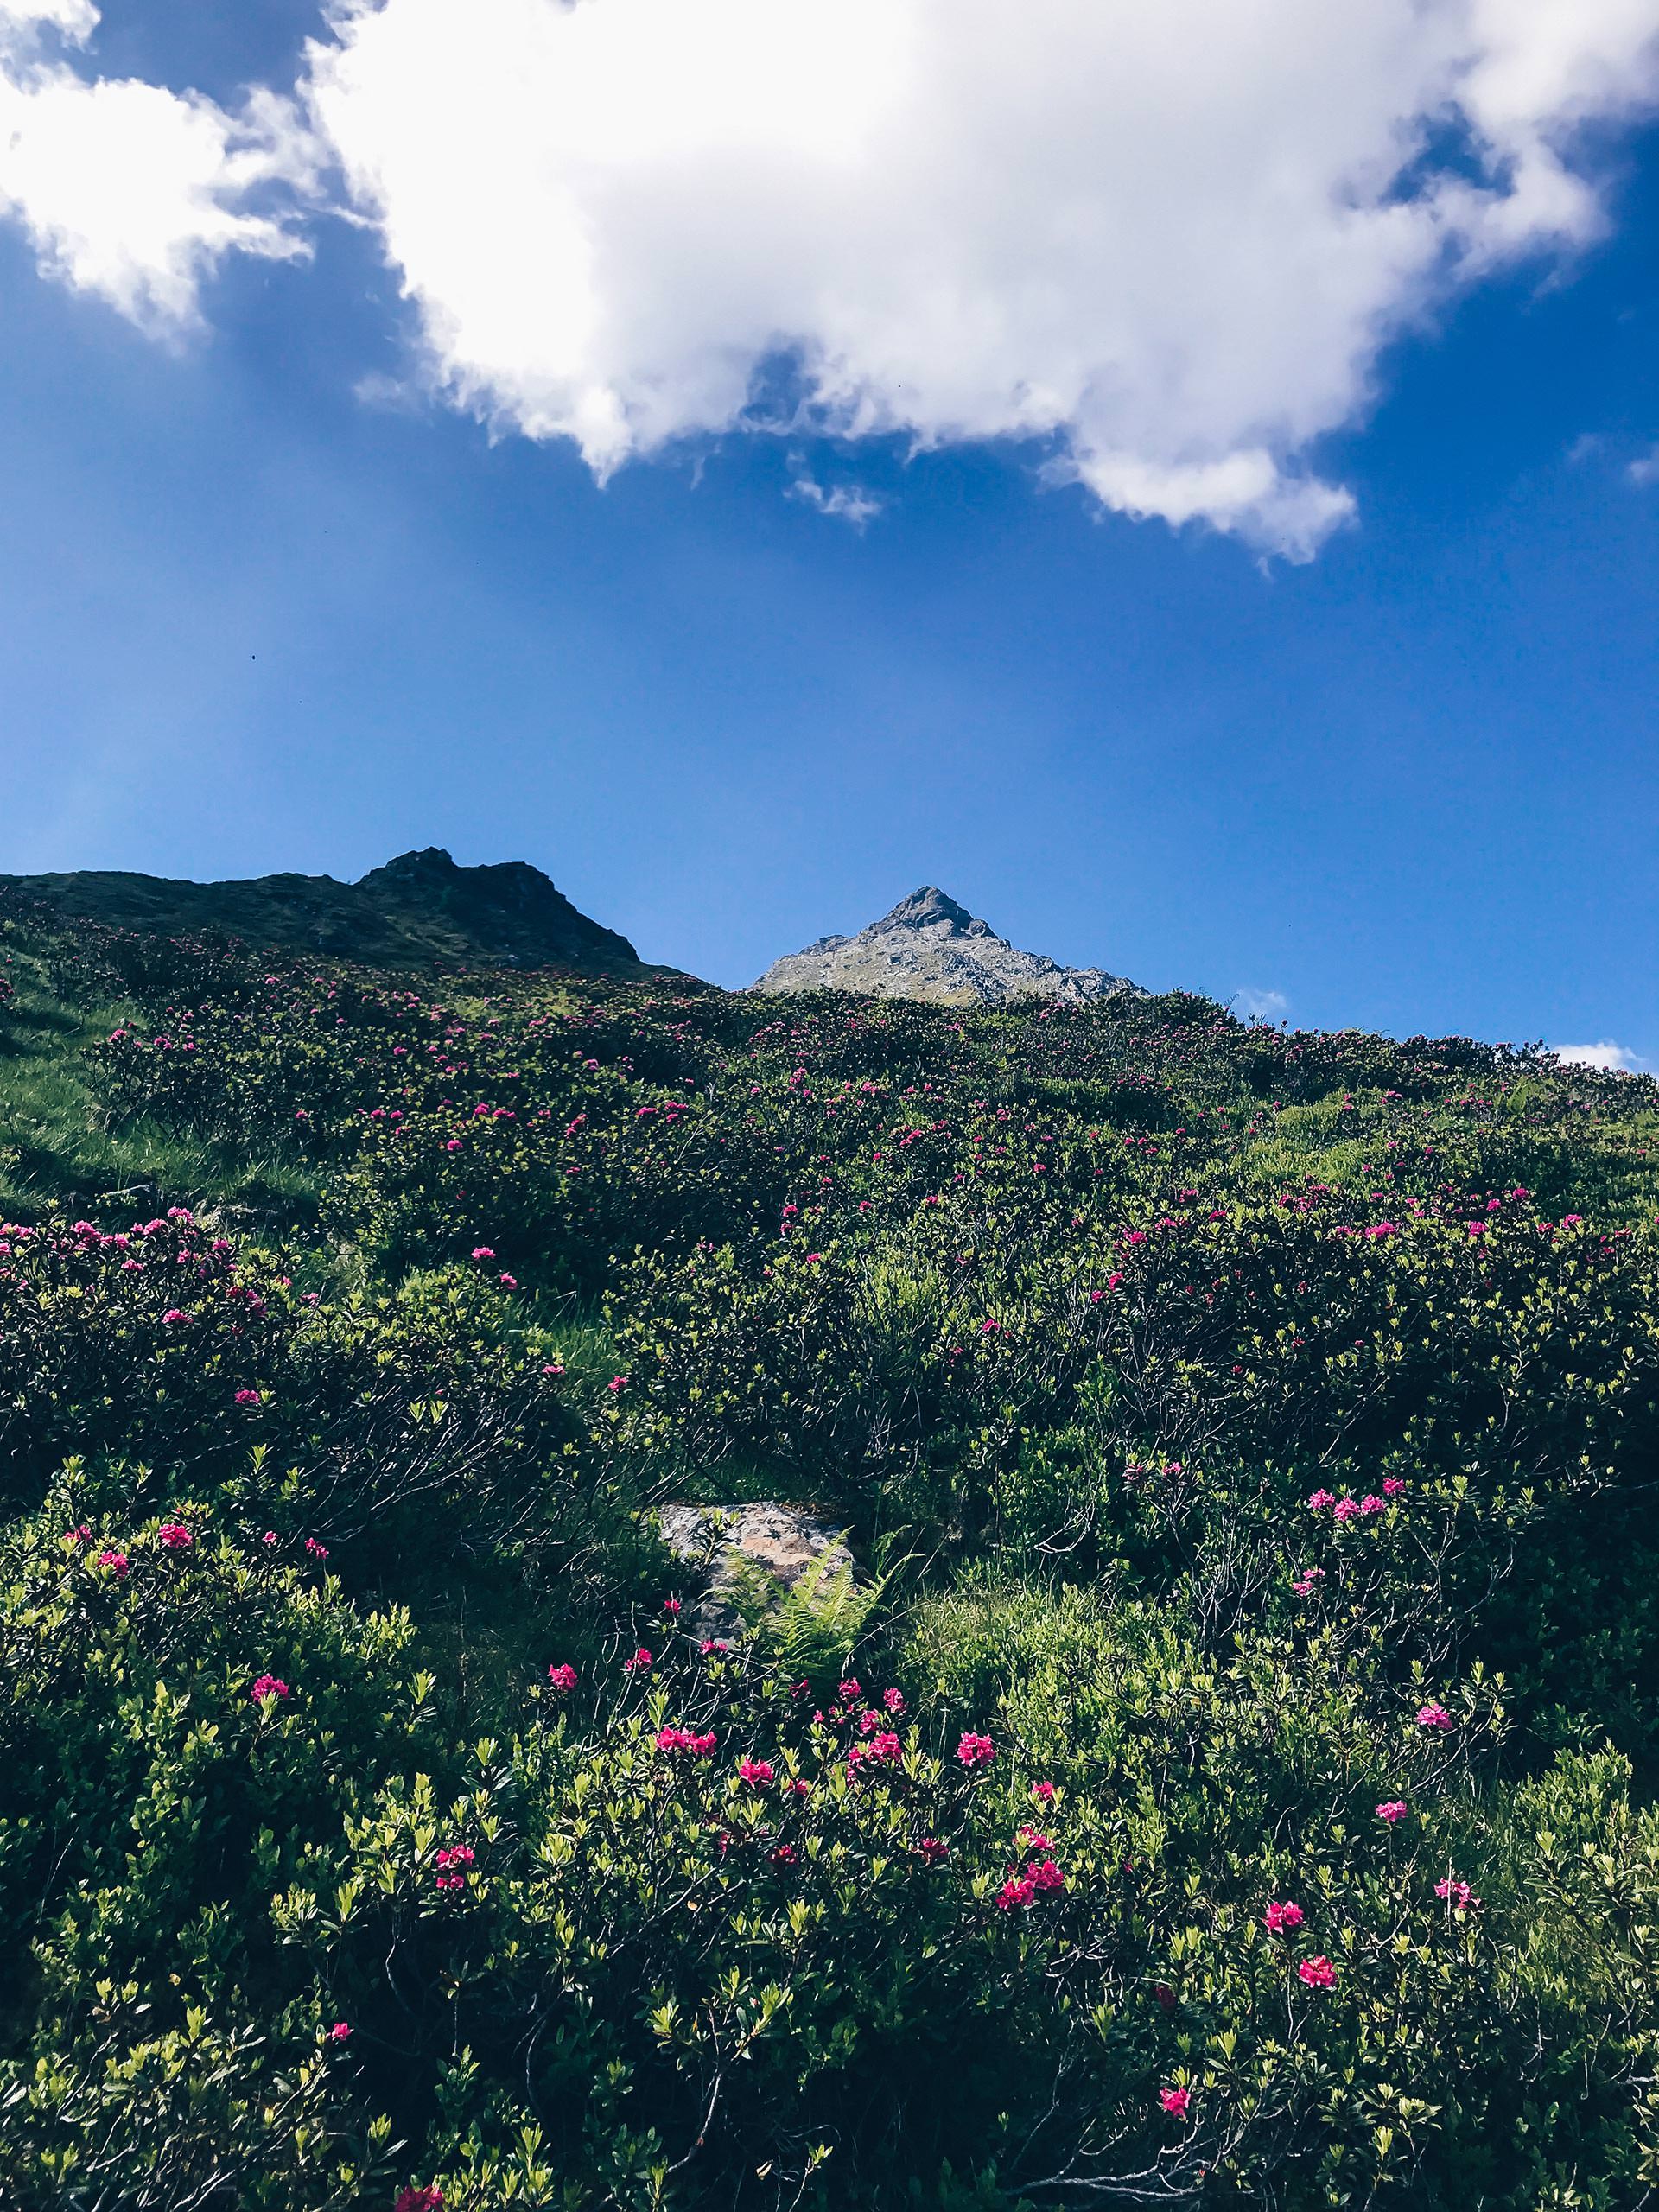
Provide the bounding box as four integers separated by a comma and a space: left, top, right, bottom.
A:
300, 0, 1659, 556
1553, 1039, 1646, 1072
1630, 444, 1659, 486
0, 1, 315, 331
1239, 987, 1290, 1023
3, 0, 1658, 550
787, 473, 883, 526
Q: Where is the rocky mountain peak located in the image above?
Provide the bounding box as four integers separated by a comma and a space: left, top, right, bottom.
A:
752, 890, 1142, 1007
878, 886, 978, 931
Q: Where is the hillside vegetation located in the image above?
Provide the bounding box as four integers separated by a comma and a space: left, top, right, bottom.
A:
2, 903, 1657, 2211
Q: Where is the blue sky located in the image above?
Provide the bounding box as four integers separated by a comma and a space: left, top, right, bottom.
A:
2, 0, 1657, 1064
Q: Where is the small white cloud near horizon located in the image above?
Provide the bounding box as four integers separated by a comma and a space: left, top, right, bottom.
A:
0, 0, 315, 331
1553, 1039, 1647, 1072
1239, 987, 1290, 1023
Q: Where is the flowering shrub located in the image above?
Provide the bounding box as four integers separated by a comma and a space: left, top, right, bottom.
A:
2, 918, 1658, 2204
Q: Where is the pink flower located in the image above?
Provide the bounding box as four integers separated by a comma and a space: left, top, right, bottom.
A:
624, 1647, 652, 1673
234, 1389, 262, 1407
1382, 1478, 1406, 1497
1160, 2088, 1191, 2118
882, 1687, 905, 1713
1264, 1900, 1304, 1932
96, 1548, 129, 1577
1359, 1494, 1387, 1516
956, 1732, 995, 1769
1307, 1489, 1337, 1511
1031, 1779, 1056, 1804
1027, 1857, 1065, 1893
64, 1523, 92, 1547
1332, 1497, 1360, 1522
1414, 1702, 1453, 1731
327, 2021, 353, 2042
251, 1674, 291, 1702
304, 1536, 328, 1559
738, 1758, 775, 1786
546, 1662, 577, 1691
1291, 1567, 1325, 1596
996, 1873, 1036, 1910
394, 2188, 444, 2212
663, 1598, 682, 1616
1297, 1955, 1336, 1988
607, 1376, 628, 1394
434, 1844, 475, 1891
1434, 1877, 1481, 1910
918, 1837, 949, 1864
837, 1678, 862, 1701
160, 1309, 192, 1325
1376, 1801, 1409, 1825
498, 1272, 518, 1289
158, 1522, 194, 1551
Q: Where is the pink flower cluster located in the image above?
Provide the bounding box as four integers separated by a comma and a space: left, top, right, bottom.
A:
251, 1675, 291, 1703
956, 1732, 995, 1770
1160, 2088, 1191, 2118
546, 1662, 577, 1691
1297, 1955, 1336, 1988
434, 1845, 475, 1891
1308, 1490, 1389, 1520
847, 1731, 903, 1777
1376, 1800, 1409, 1824
158, 1522, 194, 1551
996, 1859, 1065, 1910
1263, 1899, 1304, 1932
1414, 1702, 1453, 1731
656, 1726, 717, 1757
738, 1758, 775, 1786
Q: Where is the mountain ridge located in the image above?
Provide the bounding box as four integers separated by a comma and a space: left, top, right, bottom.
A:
751, 885, 1143, 1005
0, 848, 655, 976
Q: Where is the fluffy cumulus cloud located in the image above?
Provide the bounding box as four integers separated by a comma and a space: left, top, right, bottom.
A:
1553, 1040, 1647, 1072
3, 0, 1659, 548
302, 0, 1659, 553
0, 1, 313, 329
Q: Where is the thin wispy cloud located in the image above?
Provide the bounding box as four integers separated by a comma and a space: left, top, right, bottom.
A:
787, 474, 884, 528
1239, 987, 1289, 1023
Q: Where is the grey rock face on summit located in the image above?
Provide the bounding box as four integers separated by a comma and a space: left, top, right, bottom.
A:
752, 887, 1143, 1006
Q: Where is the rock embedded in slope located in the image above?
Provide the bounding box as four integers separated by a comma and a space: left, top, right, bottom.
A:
658, 1500, 855, 1632
751, 886, 1143, 1006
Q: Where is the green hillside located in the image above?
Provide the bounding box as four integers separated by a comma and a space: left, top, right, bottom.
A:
2, 901, 1657, 2211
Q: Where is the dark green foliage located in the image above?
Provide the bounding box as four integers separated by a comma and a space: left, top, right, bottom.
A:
3, 918, 1658, 2208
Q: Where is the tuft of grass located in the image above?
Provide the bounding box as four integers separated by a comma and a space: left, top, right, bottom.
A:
0, 947, 321, 1226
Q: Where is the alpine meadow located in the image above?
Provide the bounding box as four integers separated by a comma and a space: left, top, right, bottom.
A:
2, 876, 1657, 2212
